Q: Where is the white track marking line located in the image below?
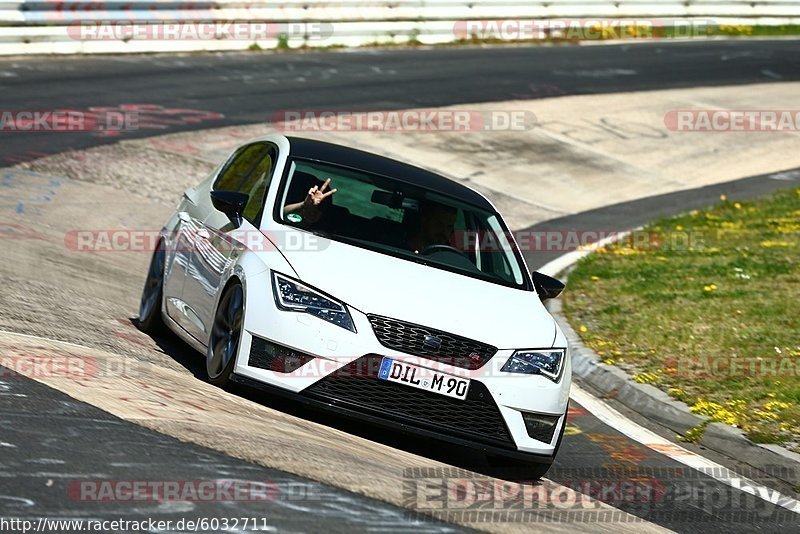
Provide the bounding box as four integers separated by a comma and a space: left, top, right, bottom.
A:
571, 383, 800, 514
538, 231, 632, 278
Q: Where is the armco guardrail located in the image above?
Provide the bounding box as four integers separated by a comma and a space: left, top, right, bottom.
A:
0, 0, 798, 55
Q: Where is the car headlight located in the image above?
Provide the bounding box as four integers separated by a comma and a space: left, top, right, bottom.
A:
271, 271, 356, 332
501, 349, 566, 382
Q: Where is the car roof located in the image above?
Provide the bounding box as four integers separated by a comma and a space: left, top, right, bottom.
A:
285, 136, 494, 211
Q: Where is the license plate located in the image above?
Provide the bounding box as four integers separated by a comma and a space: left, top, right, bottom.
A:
377, 357, 470, 400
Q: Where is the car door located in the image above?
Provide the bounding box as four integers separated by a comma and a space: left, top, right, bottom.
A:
162, 181, 214, 335
180, 142, 278, 343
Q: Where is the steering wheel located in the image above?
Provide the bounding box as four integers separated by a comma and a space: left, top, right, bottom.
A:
420, 244, 470, 259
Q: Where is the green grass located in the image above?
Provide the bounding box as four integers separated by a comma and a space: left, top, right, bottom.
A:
562, 188, 800, 450
276, 33, 290, 50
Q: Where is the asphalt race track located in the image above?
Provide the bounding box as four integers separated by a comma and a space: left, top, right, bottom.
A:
1, 40, 800, 165
1, 374, 460, 532
2, 40, 800, 532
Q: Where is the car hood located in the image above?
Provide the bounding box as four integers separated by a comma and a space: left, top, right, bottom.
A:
279, 236, 557, 350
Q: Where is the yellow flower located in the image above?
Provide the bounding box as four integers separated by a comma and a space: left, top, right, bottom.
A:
703, 284, 718, 292
764, 401, 791, 412
633, 372, 660, 384
678, 424, 707, 443
591, 275, 600, 281
612, 248, 638, 256
675, 225, 684, 231
755, 410, 778, 421
720, 194, 727, 201
690, 400, 743, 426
734, 202, 742, 209
775, 222, 800, 233
579, 325, 588, 333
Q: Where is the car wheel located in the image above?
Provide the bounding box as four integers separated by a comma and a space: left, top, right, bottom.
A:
207, 282, 244, 387
137, 240, 166, 333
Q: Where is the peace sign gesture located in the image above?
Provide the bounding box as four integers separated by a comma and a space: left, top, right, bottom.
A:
305, 178, 337, 208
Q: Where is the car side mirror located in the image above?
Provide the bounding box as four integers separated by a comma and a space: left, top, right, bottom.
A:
532, 271, 565, 301
210, 190, 249, 228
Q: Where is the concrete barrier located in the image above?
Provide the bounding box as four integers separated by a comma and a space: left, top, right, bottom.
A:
0, 0, 798, 55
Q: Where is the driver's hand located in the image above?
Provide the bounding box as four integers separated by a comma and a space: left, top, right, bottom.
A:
303, 178, 337, 209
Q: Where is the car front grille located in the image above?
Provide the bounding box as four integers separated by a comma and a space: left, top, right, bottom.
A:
367, 314, 497, 370
303, 355, 513, 447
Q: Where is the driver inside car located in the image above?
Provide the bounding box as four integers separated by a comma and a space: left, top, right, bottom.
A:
283, 174, 458, 255
407, 201, 458, 254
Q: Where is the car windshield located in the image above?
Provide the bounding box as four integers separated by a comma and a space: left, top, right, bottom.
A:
276, 158, 529, 289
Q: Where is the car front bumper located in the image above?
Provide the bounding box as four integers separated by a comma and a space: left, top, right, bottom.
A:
233, 269, 571, 459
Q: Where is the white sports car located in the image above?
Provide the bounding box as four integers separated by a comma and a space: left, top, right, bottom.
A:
138, 134, 570, 477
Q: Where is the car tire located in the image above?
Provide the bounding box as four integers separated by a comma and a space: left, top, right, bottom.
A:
137, 240, 166, 334
206, 281, 244, 387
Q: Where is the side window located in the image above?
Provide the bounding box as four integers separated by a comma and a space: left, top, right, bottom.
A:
214, 143, 276, 224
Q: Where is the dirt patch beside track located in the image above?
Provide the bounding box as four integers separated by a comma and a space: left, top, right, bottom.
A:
16, 82, 800, 230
